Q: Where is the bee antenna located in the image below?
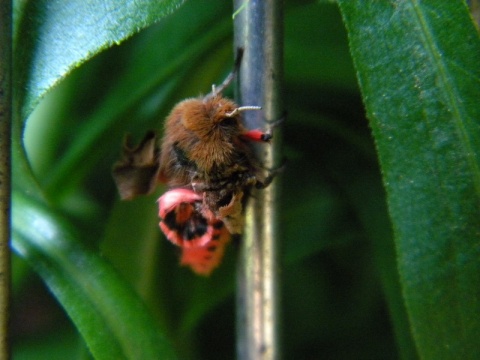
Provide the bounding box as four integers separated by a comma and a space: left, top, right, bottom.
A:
225, 106, 262, 117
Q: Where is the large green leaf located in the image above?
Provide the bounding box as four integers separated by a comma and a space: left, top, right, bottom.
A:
12, 0, 186, 195
40, 5, 232, 197
12, 191, 176, 359
337, 1, 480, 358
14, 0, 185, 120
12, 1, 189, 358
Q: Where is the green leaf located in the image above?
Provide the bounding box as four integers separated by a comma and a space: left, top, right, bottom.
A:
285, 2, 357, 91
12, 191, 177, 359
14, 0, 186, 120
12, 0, 186, 198
41, 9, 233, 197
13, 0, 235, 357
337, 1, 480, 358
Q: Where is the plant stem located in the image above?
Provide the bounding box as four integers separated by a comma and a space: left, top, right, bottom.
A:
0, 0, 11, 358
234, 0, 283, 359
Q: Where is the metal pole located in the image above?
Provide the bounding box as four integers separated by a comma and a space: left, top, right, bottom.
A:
234, 1, 283, 359
0, 0, 12, 358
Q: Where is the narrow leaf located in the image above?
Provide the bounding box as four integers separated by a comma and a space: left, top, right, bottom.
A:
12, 191, 176, 359
337, 1, 480, 358
14, 0, 185, 120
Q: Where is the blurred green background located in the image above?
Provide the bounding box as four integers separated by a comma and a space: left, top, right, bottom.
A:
13, 0, 412, 359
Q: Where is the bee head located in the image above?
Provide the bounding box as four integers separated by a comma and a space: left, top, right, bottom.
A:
206, 96, 261, 132
182, 96, 261, 139
206, 96, 241, 127
212, 97, 262, 139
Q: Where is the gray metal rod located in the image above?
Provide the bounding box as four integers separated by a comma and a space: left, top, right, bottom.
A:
234, 0, 284, 359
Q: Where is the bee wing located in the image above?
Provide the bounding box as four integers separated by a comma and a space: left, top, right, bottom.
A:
112, 131, 161, 200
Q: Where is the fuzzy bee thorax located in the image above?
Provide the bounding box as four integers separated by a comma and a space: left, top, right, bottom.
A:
181, 96, 242, 137
164, 95, 244, 172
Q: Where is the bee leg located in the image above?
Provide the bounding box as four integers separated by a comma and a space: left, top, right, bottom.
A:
242, 129, 272, 142
255, 162, 286, 189
264, 111, 287, 134
242, 111, 287, 142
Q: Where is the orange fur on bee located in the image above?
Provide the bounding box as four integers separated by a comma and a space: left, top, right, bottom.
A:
159, 95, 252, 185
